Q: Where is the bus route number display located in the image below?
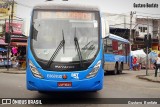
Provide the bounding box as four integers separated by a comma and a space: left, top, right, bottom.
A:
38, 11, 94, 20
56, 12, 93, 20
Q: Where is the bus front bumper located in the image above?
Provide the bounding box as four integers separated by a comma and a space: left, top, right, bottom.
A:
26, 70, 103, 91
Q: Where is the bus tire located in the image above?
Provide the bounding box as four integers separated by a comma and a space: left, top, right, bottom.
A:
90, 90, 98, 93
38, 91, 46, 94
113, 63, 118, 75
118, 63, 123, 74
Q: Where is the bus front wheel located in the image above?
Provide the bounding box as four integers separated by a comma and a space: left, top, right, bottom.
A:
118, 64, 123, 74
113, 64, 118, 75
38, 91, 47, 94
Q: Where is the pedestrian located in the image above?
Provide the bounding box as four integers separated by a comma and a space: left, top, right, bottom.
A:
12, 46, 18, 56
155, 56, 160, 77
132, 56, 138, 71
15, 53, 21, 70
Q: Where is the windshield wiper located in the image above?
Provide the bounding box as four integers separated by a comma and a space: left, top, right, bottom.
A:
74, 28, 83, 67
46, 30, 65, 68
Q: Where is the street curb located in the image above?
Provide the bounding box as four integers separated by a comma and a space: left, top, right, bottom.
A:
2, 71, 26, 74
0, 69, 26, 74
136, 75, 160, 83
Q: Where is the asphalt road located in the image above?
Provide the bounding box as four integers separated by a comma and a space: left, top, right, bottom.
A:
0, 70, 160, 107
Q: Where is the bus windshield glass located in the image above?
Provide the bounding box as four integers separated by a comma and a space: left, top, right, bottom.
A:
31, 10, 99, 62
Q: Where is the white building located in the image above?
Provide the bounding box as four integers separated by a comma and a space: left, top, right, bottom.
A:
136, 18, 160, 38
104, 12, 160, 39
104, 13, 136, 29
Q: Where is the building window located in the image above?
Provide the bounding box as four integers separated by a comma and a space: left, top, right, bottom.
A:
143, 27, 147, 32
139, 26, 147, 33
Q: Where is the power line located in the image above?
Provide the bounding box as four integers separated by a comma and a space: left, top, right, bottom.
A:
106, 11, 160, 19
15, 2, 32, 8
136, 15, 160, 19
109, 23, 130, 26
103, 11, 130, 16
109, 23, 160, 29
14, 15, 23, 20
136, 11, 160, 16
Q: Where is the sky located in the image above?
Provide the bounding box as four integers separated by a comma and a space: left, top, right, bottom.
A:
14, 0, 160, 19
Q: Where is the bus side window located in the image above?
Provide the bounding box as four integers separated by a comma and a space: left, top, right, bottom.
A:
118, 41, 124, 55
125, 44, 130, 55
123, 43, 126, 55
104, 38, 113, 54
103, 38, 107, 53
106, 38, 113, 53
112, 40, 118, 54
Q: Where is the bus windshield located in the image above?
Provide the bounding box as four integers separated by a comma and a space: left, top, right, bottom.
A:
31, 10, 100, 63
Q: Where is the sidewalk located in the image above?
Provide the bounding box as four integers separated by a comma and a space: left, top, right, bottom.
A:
136, 69, 160, 83
0, 68, 26, 74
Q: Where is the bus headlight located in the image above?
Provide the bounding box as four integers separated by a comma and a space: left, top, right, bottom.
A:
86, 60, 101, 78
29, 60, 43, 79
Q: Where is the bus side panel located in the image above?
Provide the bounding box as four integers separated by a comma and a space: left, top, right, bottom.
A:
103, 53, 129, 71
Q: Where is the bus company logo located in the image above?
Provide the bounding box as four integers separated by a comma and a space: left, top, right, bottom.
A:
71, 73, 79, 79
115, 56, 120, 61
54, 65, 75, 69
62, 74, 68, 79
47, 74, 62, 79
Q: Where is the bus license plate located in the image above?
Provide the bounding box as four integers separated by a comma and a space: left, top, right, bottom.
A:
58, 82, 72, 87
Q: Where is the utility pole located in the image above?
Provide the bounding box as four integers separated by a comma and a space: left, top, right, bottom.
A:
144, 16, 151, 76
7, 15, 10, 71
6, 0, 14, 71
11, 0, 14, 24
124, 15, 126, 29
129, 11, 136, 70
130, 11, 136, 43
146, 16, 150, 76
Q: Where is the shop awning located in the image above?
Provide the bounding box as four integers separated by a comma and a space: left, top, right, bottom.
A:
11, 42, 27, 46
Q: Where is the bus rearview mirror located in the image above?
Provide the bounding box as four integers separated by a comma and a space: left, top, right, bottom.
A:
101, 18, 109, 39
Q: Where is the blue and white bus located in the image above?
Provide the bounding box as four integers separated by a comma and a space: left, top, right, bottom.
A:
26, 1, 107, 91
103, 34, 130, 74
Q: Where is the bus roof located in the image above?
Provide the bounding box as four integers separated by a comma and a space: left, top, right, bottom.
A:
33, 1, 99, 11
107, 34, 130, 44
